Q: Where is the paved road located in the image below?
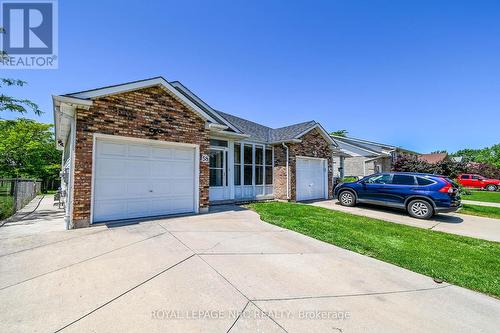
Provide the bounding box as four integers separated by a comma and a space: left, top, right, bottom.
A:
1, 197, 499, 332
312, 200, 500, 242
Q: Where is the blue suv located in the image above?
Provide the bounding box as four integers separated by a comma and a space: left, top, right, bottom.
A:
333, 172, 461, 219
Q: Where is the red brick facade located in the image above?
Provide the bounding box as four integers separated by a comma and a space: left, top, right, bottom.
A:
273, 128, 334, 201
72, 86, 210, 228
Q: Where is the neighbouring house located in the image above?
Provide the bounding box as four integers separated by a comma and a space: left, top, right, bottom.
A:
53, 76, 342, 229
418, 152, 449, 164
331, 135, 416, 178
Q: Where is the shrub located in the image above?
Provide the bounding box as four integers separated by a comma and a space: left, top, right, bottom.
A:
0, 196, 14, 220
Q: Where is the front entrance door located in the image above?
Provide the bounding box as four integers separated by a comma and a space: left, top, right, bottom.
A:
209, 148, 230, 201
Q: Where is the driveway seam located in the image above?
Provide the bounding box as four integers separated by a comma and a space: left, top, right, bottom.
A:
251, 284, 451, 302
226, 301, 250, 333
159, 223, 290, 333
0, 231, 169, 291
55, 253, 196, 333
428, 222, 440, 230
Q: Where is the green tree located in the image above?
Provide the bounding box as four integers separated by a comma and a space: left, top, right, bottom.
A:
452, 144, 500, 168
0, 119, 61, 182
330, 129, 348, 137
0, 27, 41, 115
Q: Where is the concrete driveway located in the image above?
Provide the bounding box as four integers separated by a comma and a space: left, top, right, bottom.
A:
312, 200, 500, 242
1, 197, 499, 332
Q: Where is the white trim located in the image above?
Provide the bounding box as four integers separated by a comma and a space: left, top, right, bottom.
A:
334, 138, 383, 156
68, 116, 77, 229
66, 77, 219, 124
331, 135, 396, 150
90, 133, 200, 224
53, 95, 93, 107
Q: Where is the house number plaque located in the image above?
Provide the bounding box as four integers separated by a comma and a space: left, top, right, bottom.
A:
201, 154, 209, 163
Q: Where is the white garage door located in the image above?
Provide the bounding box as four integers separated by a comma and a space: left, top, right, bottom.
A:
296, 157, 327, 201
93, 137, 197, 223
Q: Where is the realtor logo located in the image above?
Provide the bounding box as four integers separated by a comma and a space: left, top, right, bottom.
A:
1, 0, 58, 69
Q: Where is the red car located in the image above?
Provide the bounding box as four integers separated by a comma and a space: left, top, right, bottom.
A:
457, 174, 500, 191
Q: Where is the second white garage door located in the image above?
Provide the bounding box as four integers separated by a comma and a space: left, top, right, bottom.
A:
93, 137, 197, 223
296, 157, 327, 201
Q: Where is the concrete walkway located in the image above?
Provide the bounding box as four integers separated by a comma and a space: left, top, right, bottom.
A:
462, 199, 500, 208
311, 200, 500, 242
1, 198, 499, 332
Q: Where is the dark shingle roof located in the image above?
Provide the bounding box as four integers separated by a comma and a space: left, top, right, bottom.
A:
217, 111, 317, 143
270, 121, 317, 142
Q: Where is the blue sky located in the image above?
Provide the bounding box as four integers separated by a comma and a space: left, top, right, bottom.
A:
3, 0, 500, 153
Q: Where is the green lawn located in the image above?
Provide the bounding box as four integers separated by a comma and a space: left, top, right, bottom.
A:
248, 202, 500, 298
458, 204, 500, 219
462, 191, 500, 204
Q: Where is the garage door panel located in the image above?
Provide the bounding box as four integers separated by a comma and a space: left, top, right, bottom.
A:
125, 160, 151, 177
96, 159, 127, 177
296, 158, 326, 201
99, 142, 127, 156
95, 181, 127, 198
150, 161, 173, 177
170, 179, 195, 194
93, 200, 127, 222
151, 147, 173, 159
126, 199, 152, 218
173, 148, 194, 160
93, 138, 196, 223
127, 144, 150, 158
170, 161, 195, 177
126, 182, 151, 197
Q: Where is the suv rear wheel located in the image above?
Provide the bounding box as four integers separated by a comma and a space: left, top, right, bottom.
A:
338, 191, 356, 207
407, 199, 433, 219
485, 184, 497, 191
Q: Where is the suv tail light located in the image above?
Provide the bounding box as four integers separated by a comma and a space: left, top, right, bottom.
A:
439, 178, 454, 193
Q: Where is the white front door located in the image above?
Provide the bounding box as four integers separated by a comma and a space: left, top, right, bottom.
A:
209, 148, 230, 201
93, 137, 197, 223
296, 157, 327, 201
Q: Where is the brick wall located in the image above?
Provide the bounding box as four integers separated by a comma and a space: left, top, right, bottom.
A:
72, 86, 209, 228
273, 128, 334, 201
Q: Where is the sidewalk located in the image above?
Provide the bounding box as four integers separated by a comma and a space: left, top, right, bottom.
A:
462, 200, 500, 208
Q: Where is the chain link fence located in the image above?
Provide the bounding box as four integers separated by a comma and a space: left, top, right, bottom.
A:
0, 179, 42, 220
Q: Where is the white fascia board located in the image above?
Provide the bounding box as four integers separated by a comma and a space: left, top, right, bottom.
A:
66, 77, 220, 124
332, 138, 382, 156
332, 135, 396, 150
53, 95, 93, 108
268, 138, 302, 145
209, 130, 250, 139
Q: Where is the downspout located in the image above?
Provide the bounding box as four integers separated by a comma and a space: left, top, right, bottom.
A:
282, 143, 290, 200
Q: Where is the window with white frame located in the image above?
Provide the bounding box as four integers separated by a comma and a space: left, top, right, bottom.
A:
255, 146, 264, 185
234, 144, 241, 186
265, 148, 273, 185
243, 144, 253, 185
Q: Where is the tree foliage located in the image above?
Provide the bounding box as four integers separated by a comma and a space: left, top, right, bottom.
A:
392, 153, 500, 179
330, 129, 348, 137
392, 154, 467, 178
451, 144, 500, 168
0, 118, 61, 181
0, 27, 42, 115
0, 78, 42, 115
